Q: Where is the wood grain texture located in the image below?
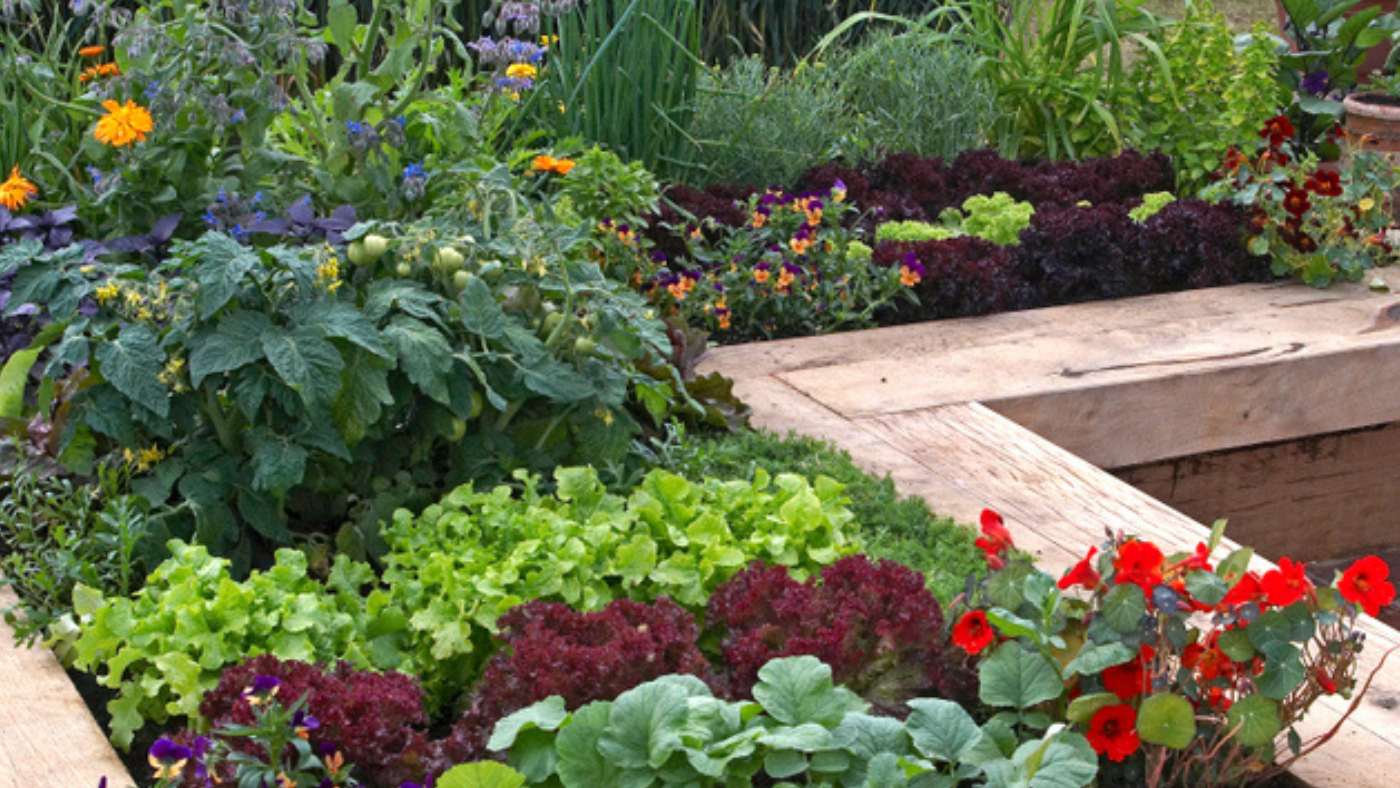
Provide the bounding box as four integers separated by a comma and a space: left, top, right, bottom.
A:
703, 270, 1400, 468
0, 587, 133, 788
1115, 422, 1400, 562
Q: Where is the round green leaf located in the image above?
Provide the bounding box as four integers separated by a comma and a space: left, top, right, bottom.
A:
1217, 629, 1255, 662
1257, 642, 1306, 701
1227, 695, 1282, 748
1137, 693, 1197, 750
1101, 584, 1147, 634
978, 641, 1065, 709
438, 761, 527, 788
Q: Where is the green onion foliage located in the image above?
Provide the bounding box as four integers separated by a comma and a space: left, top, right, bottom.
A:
699, 0, 949, 65
535, 0, 704, 179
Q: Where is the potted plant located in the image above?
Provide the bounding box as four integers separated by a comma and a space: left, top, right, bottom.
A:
1275, 0, 1400, 157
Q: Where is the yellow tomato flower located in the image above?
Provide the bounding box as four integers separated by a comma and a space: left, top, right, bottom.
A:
94, 99, 154, 147
94, 282, 120, 304
0, 166, 38, 211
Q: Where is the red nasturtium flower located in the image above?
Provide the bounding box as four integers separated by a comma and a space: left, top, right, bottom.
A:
1260, 115, 1296, 148
1220, 571, 1264, 609
1261, 557, 1313, 607
975, 509, 1014, 570
1172, 542, 1213, 573
1305, 169, 1343, 197
1314, 666, 1339, 695
1283, 186, 1312, 218
952, 610, 996, 655
1113, 540, 1164, 593
1087, 704, 1141, 762
1058, 546, 1100, 591
1102, 645, 1154, 701
1221, 147, 1248, 172
1338, 555, 1397, 617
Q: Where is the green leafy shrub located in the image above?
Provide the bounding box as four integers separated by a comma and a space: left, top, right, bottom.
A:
687, 56, 852, 187
836, 29, 996, 161
381, 465, 859, 703
1125, 6, 1286, 193
661, 428, 983, 603
0, 466, 154, 649
5, 168, 678, 565
875, 221, 960, 244
487, 655, 1098, 786
70, 542, 407, 749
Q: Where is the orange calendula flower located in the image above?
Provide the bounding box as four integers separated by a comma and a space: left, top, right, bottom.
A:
94, 99, 154, 147
79, 44, 106, 58
79, 62, 121, 83
0, 166, 38, 211
532, 154, 575, 175
506, 62, 538, 80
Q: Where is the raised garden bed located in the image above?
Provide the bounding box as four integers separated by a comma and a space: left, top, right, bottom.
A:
701, 272, 1400, 787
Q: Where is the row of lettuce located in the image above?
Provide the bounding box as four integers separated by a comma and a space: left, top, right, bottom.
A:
90, 471, 1396, 786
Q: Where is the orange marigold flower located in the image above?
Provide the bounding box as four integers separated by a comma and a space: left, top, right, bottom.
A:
551, 157, 576, 175
532, 154, 558, 172
94, 99, 154, 147
0, 166, 39, 211
78, 44, 106, 58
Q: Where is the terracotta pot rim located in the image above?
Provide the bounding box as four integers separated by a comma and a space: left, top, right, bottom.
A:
1344, 93, 1400, 121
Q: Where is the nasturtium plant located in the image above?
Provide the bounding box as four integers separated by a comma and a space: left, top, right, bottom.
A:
382, 466, 859, 703
487, 656, 1098, 787
951, 517, 1395, 788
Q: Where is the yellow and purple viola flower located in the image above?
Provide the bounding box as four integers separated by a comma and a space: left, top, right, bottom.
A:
899, 252, 926, 287
147, 737, 192, 780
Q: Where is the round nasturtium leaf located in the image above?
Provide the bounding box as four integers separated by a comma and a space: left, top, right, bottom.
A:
1227, 695, 1282, 748
1137, 693, 1197, 750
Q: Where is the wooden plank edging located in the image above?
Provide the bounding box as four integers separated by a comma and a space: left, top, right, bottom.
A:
0, 587, 133, 787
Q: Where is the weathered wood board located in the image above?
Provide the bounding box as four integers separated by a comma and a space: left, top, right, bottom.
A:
1116, 422, 1400, 562
701, 272, 1400, 787
708, 269, 1400, 469
0, 587, 133, 788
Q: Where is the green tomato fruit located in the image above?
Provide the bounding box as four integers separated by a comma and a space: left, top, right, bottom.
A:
347, 240, 372, 266
453, 270, 472, 290
542, 312, 566, 334
435, 246, 465, 271
449, 418, 467, 441
470, 390, 484, 419
396, 261, 413, 278
362, 233, 390, 259
573, 337, 597, 355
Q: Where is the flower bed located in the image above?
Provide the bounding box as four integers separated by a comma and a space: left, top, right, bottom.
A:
3, 1, 1400, 786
